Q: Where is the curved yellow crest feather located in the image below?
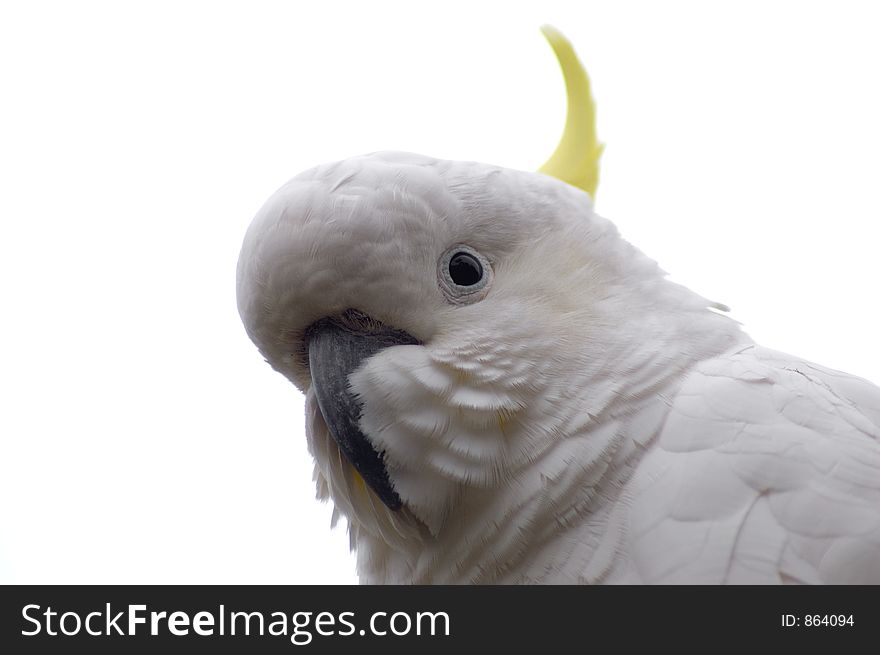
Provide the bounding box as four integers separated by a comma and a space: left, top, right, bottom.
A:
538, 25, 603, 200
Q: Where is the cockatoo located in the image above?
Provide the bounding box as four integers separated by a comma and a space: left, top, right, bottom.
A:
237, 26, 880, 583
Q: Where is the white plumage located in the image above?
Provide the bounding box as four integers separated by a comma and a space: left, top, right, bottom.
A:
616, 344, 880, 584
237, 151, 880, 583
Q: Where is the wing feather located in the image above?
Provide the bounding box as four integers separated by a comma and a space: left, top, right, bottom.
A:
627, 344, 880, 583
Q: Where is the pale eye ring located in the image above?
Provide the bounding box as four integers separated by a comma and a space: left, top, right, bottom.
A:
437, 244, 492, 304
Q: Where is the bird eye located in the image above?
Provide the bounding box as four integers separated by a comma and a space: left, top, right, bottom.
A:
438, 245, 492, 304
448, 252, 483, 286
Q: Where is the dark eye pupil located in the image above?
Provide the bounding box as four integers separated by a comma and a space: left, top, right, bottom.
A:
448, 252, 483, 286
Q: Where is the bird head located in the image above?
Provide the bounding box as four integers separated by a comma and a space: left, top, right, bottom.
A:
236, 28, 734, 561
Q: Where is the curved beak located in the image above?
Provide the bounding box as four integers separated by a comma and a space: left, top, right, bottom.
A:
306, 310, 419, 511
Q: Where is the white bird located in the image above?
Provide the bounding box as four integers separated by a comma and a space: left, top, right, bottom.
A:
236, 27, 880, 583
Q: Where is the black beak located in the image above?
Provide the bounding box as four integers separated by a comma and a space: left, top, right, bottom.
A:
306, 310, 419, 511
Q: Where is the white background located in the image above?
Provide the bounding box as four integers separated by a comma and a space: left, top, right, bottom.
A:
1, 1, 878, 584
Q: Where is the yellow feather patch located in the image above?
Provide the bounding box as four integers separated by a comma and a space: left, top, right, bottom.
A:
496, 411, 510, 434
538, 25, 604, 200
353, 469, 367, 494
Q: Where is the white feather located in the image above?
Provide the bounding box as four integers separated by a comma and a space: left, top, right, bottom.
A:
620, 345, 880, 584
237, 152, 880, 583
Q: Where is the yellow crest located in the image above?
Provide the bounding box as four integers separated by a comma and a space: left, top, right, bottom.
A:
538, 25, 604, 200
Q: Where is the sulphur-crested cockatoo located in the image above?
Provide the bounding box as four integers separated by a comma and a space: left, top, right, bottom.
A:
237, 26, 880, 583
